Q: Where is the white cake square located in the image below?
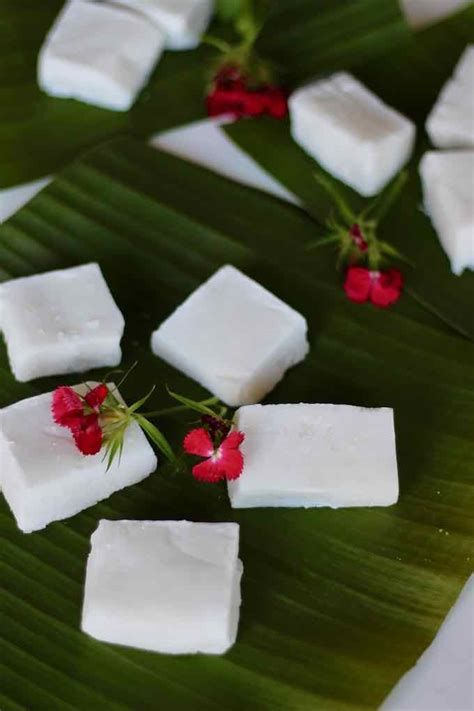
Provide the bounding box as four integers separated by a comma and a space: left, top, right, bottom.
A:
420, 151, 474, 275
289, 72, 416, 196
38, 0, 165, 111
0, 263, 125, 382
0, 383, 157, 533
151, 265, 309, 407
227, 403, 399, 508
81, 519, 243, 655
110, 0, 213, 50
426, 45, 474, 148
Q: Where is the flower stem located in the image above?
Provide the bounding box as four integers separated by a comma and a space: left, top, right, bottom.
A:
142, 396, 219, 419
306, 234, 340, 251
201, 34, 233, 53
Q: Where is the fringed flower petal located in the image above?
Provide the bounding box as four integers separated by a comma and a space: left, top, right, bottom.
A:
71, 414, 103, 456
85, 383, 109, 409
52, 386, 84, 428
183, 428, 214, 457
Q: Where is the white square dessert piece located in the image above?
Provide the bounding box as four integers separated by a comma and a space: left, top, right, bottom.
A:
110, 0, 213, 50
0, 383, 157, 533
420, 150, 474, 275
426, 45, 474, 148
151, 265, 309, 407
227, 403, 399, 509
0, 263, 125, 382
82, 519, 243, 655
289, 72, 416, 196
38, 0, 165, 111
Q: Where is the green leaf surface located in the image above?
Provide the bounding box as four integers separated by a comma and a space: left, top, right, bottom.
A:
225, 6, 474, 340
0, 0, 411, 188
0, 137, 473, 710
0, 0, 213, 188
256, 0, 410, 85
134, 414, 176, 463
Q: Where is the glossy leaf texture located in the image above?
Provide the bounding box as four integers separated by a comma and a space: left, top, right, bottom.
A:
256, 0, 409, 85
225, 5, 474, 340
0, 137, 473, 710
0, 0, 409, 188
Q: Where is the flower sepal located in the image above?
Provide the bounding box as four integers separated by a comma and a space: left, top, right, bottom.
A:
306, 171, 409, 308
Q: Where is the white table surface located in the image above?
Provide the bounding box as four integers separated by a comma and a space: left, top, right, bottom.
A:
1, 3, 473, 707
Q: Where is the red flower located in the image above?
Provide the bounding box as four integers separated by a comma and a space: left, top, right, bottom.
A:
261, 86, 288, 118
206, 67, 287, 119
206, 68, 248, 118
349, 224, 368, 252
201, 414, 231, 439
52, 384, 109, 456
241, 90, 267, 117
370, 269, 404, 307
52, 386, 85, 428
344, 266, 403, 308
71, 414, 103, 455
206, 85, 248, 118
183, 427, 245, 482
84, 383, 108, 410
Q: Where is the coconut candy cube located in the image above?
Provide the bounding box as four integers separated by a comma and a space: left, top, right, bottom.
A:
38, 0, 165, 111
420, 151, 474, 275
82, 519, 243, 655
289, 72, 416, 196
110, 0, 214, 50
0, 263, 124, 382
426, 45, 474, 148
227, 403, 399, 509
151, 265, 309, 407
0, 384, 157, 533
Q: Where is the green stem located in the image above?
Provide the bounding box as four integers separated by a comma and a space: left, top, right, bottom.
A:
361, 171, 408, 223
314, 173, 356, 224
306, 234, 340, 251
142, 396, 219, 419
201, 34, 233, 53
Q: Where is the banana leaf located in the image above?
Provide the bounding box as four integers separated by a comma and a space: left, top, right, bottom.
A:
1, 137, 473, 710
0, 0, 409, 188
256, 0, 409, 85
225, 5, 474, 340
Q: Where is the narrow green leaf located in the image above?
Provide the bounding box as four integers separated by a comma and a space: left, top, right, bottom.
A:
116, 361, 138, 389
127, 386, 156, 414
362, 171, 408, 223
134, 414, 176, 463
314, 173, 356, 224
306, 234, 340, 251
166, 388, 221, 417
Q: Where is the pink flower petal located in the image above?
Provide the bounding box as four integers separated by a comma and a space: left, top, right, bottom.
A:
344, 266, 371, 303
262, 86, 288, 118
85, 383, 108, 409
219, 447, 244, 480
52, 386, 84, 428
183, 428, 214, 457
71, 414, 103, 455
220, 430, 245, 452
370, 269, 404, 308
192, 458, 225, 483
